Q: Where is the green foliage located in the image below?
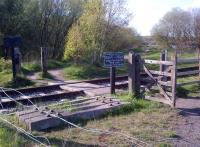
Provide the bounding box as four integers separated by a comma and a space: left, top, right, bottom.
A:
108, 92, 164, 116
0, 58, 12, 72
158, 143, 172, 147
22, 62, 41, 74
64, 0, 140, 64
64, 24, 84, 63
0, 0, 84, 60
163, 131, 178, 138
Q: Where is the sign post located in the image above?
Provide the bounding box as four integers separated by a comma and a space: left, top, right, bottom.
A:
103, 52, 124, 94
4, 36, 22, 82
110, 67, 116, 94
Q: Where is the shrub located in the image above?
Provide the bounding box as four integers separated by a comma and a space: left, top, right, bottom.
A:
0, 58, 12, 72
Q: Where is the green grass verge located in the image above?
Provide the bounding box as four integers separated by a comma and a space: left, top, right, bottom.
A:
63, 64, 127, 80
0, 72, 34, 88
22, 60, 69, 74
0, 122, 33, 147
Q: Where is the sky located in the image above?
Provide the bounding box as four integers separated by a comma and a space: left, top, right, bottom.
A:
127, 0, 200, 36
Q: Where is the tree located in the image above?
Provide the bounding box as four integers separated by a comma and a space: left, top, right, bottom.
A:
64, 24, 84, 63
64, 0, 137, 64
151, 8, 192, 52
0, 0, 84, 61
191, 8, 200, 49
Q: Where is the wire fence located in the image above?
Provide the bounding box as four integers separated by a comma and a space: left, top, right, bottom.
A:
0, 87, 149, 147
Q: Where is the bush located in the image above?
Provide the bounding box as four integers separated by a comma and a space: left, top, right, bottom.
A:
0, 58, 12, 72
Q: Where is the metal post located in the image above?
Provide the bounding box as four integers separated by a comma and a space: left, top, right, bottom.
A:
110, 67, 116, 94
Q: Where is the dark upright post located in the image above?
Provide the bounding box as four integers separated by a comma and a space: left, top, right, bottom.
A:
110, 67, 116, 94
135, 54, 141, 97
41, 47, 48, 75
11, 46, 17, 82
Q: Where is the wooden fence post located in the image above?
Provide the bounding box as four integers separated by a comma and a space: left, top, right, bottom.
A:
171, 51, 177, 107
197, 47, 200, 77
128, 52, 135, 96
160, 50, 168, 92
128, 52, 140, 97
135, 54, 141, 97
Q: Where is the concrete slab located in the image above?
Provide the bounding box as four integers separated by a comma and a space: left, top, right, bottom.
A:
17, 97, 127, 131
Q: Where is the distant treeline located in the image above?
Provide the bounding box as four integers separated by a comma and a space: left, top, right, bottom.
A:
152, 8, 200, 52
0, 0, 142, 63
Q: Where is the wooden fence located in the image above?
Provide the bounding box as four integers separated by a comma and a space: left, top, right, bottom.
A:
128, 50, 200, 107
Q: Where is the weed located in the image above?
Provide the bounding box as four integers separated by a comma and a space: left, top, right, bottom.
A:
158, 142, 172, 147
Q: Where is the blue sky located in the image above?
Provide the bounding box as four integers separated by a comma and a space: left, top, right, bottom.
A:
127, 0, 200, 36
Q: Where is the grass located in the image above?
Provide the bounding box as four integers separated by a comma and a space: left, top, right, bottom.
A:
0, 67, 34, 88
177, 76, 200, 98
63, 64, 127, 80
0, 121, 33, 147
22, 60, 69, 74
48, 99, 73, 112
38, 72, 55, 80
38, 98, 178, 146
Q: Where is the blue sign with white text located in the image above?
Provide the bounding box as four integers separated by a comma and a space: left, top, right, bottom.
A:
103, 52, 124, 68
4, 36, 22, 48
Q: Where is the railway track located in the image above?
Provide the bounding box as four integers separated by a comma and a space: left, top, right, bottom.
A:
0, 66, 198, 109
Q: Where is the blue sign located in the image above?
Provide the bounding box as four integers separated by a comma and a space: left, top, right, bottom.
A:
103, 52, 124, 68
4, 36, 22, 48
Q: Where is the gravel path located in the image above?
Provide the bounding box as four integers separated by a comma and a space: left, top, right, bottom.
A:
171, 98, 200, 147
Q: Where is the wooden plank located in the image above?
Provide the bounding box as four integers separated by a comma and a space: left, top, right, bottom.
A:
145, 96, 171, 105
143, 59, 174, 65
177, 70, 200, 76
141, 77, 172, 87
166, 92, 172, 97
177, 80, 200, 87
149, 70, 172, 77
158, 81, 172, 87
171, 52, 177, 108
177, 58, 200, 64
143, 65, 171, 102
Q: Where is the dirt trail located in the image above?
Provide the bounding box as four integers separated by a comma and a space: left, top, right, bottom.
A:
26, 68, 78, 85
